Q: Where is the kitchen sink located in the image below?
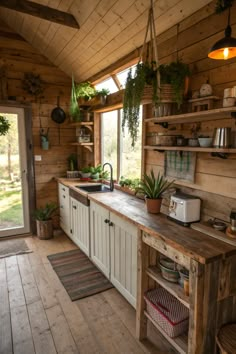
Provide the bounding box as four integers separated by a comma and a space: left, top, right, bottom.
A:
75, 184, 111, 193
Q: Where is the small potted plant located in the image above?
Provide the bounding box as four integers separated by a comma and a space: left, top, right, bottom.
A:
76, 82, 96, 105
67, 153, 79, 178
95, 88, 110, 105
34, 202, 58, 239
80, 166, 91, 179
90, 164, 102, 179
119, 177, 141, 195
136, 170, 174, 214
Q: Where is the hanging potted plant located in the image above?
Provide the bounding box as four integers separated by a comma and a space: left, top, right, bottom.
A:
135, 170, 174, 214
70, 75, 81, 122
0, 115, 10, 136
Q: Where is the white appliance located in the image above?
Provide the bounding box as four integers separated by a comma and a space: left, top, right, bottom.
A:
169, 193, 201, 225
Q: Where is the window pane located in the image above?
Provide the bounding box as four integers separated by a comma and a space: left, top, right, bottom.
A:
116, 65, 137, 89
120, 108, 142, 179
95, 78, 118, 94
101, 111, 118, 179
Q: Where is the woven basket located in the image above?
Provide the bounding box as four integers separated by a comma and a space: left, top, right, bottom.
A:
142, 84, 176, 103
144, 288, 189, 338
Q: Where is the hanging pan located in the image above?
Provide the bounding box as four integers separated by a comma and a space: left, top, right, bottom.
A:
51, 96, 66, 144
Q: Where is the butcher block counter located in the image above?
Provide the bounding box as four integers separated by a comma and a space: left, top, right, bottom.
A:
58, 179, 236, 354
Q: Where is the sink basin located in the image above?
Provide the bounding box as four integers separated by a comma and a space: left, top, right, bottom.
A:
75, 184, 111, 193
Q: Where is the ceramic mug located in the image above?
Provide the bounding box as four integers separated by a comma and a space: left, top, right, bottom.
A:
223, 97, 235, 107
224, 88, 233, 98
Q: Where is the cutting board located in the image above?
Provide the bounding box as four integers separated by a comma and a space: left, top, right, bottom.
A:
190, 222, 236, 246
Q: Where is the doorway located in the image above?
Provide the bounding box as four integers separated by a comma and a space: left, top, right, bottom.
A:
0, 106, 30, 237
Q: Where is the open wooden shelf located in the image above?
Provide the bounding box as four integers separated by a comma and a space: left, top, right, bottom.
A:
146, 266, 190, 309
144, 145, 236, 153
144, 310, 188, 354
145, 107, 236, 125
69, 121, 94, 127
70, 142, 93, 152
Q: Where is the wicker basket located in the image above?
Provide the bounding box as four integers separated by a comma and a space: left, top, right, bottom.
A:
144, 288, 189, 338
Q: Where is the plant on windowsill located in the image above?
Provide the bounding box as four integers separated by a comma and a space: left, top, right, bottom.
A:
90, 164, 103, 179
119, 177, 141, 196
0, 115, 10, 136
135, 170, 174, 214
34, 202, 58, 240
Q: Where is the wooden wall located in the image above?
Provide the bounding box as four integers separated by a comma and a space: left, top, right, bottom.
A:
144, 2, 236, 223
0, 21, 76, 208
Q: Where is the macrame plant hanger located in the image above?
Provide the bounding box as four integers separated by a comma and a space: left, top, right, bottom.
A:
139, 0, 161, 101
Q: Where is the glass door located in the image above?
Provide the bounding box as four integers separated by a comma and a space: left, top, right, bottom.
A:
0, 107, 30, 237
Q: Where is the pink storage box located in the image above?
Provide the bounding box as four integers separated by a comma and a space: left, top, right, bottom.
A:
144, 287, 189, 338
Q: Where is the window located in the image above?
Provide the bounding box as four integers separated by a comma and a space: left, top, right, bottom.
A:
101, 108, 142, 181
95, 78, 118, 94
116, 64, 137, 89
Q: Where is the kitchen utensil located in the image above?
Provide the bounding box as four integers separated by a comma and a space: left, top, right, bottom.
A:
230, 209, 236, 232
51, 96, 66, 144
212, 221, 226, 231
223, 97, 235, 107
176, 137, 188, 146
212, 127, 231, 148
198, 137, 213, 147
188, 138, 199, 147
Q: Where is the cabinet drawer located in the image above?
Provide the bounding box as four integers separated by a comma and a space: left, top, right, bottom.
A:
59, 183, 69, 199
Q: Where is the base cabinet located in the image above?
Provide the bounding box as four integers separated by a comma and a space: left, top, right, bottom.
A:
90, 201, 138, 307
70, 197, 90, 256
110, 213, 137, 308
90, 201, 110, 278
58, 183, 70, 236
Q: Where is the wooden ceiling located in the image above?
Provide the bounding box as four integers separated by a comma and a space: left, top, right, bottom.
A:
0, 0, 213, 83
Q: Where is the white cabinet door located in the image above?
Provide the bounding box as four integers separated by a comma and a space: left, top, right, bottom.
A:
90, 201, 110, 278
58, 183, 70, 236
70, 197, 90, 256
110, 212, 138, 308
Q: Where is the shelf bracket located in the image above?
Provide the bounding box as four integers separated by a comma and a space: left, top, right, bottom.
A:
154, 122, 169, 129
83, 145, 93, 152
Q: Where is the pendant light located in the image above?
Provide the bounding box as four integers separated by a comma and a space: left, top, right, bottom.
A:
208, 6, 236, 60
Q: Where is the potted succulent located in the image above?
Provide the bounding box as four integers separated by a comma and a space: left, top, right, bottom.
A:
34, 202, 58, 239
95, 88, 110, 105
0, 115, 10, 136
136, 169, 174, 214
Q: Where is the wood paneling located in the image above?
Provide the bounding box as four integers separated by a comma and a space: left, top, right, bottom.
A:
0, 23, 76, 211
0, 0, 212, 82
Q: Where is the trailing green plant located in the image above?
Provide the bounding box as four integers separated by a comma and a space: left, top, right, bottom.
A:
158, 61, 190, 107
68, 153, 78, 171
122, 62, 150, 147
34, 202, 58, 221
0, 115, 10, 136
215, 0, 234, 13
135, 169, 174, 199
70, 75, 81, 121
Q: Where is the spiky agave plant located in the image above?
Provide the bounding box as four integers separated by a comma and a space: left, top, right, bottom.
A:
136, 170, 174, 199
34, 202, 58, 221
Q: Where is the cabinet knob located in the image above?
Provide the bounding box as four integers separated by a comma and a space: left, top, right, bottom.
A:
73, 205, 77, 209
104, 219, 109, 223
60, 206, 63, 209
109, 221, 113, 227
62, 188, 65, 191
63, 195, 66, 198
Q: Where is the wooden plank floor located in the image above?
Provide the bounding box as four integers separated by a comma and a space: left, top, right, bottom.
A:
0, 232, 177, 354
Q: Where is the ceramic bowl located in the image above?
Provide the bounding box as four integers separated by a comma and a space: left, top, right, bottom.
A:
188, 138, 199, 147
198, 137, 213, 147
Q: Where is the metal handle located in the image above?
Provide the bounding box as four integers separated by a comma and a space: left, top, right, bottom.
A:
104, 219, 109, 223
62, 187, 65, 191
109, 221, 113, 227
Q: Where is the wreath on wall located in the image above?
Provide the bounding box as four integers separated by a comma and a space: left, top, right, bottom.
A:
22, 72, 44, 96
0, 115, 10, 135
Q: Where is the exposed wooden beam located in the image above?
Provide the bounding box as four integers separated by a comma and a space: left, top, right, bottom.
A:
0, 0, 79, 29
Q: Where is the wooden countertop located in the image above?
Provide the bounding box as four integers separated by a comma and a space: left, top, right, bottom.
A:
58, 179, 236, 264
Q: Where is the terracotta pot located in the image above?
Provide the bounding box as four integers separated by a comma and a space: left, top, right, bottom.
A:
145, 197, 162, 214
36, 219, 53, 240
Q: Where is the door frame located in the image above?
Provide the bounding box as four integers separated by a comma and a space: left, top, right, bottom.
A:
0, 101, 36, 236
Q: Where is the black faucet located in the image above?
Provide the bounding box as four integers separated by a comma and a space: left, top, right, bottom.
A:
102, 163, 114, 191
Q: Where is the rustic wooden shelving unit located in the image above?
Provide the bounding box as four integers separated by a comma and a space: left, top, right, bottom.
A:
145, 106, 236, 125
144, 146, 236, 153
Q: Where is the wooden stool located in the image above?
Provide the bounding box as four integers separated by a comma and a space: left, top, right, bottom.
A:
216, 323, 236, 354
